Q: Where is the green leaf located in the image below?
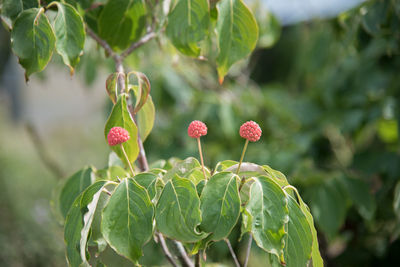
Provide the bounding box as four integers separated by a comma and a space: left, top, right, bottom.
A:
101, 178, 154, 263
242, 176, 288, 261
94, 166, 130, 181
106, 73, 123, 104
162, 157, 201, 181
394, 180, 400, 220
285, 187, 323, 267
137, 96, 155, 142
64, 181, 106, 267
1, 0, 37, 24
200, 172, 240, 242
11, 8, 56, 81
215, 0, 258, 82
215, 160, 238, 172
134, 172, 159, 200
166, 0, 210, 57
283, 194, 313, 267
80, 181, 110, 265
310, 178, 348, 239
98, 0, 147, 50
59, 167, 93, 219
104, 94, 139, 166
127, 71, 151, 114
51, 2, 85, 74
155, 175, 207, 242
340, 176, 376, 220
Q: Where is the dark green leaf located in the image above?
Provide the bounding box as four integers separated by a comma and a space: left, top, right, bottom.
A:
200, 172, 240, 242
166, 0, 210, 57
215, 0, 258, 81
51, 2, 85, 74
104, 94, 139, 166
242, 176, 288, 261
11, 8, 56, 81
1, 0, 37, 24
98, 0, 147, 50
101, 178, 154, 263
59, 167, 93, 219
283, 194, 313, 267
134, 172, 158, 200
155, 175, 207, 242
64, 181, 106, 267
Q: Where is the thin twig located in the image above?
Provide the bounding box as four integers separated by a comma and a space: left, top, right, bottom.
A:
243, 235, 252, 267
224, 238, 241, 267
173, 241, 194, 267
121, 31, 157, 59
85, 26, 120, 63
25, 123, 64, 179
157, 232, 178, 267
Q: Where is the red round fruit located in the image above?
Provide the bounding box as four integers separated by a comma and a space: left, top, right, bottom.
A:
188, 120, 207, 138
239, 121, 262, 142
107, 127, 130, 146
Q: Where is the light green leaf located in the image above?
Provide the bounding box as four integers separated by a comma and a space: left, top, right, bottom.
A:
1, 0, 37, 24
137, 96, 155, 142
64, 181, 106, 267
104, 94, 139, 167
94, 166, 130, 181
214, 160, 238, 172
59, 166, 94, 219
50, 2, 85, 74
215, 0, 258, 82
101, 178, 154, 263
11, 8, 56, 81
285, 187, 323, 267
200, 172, 240, 242
98, 0, 147, 50
155, 175, 207, 242
283, 194, 313, 267
134, 172, 159, 200
166, 0, 210, 57
242, 176, 288, 261
162, 157, 201, 182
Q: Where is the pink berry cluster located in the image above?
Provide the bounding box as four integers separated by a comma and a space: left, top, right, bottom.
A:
188, 120, 208, 138
239, 121, 262, 142
107, 127, 130, 146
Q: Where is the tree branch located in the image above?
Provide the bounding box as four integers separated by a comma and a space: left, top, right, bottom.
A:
25, 123, 65, 179
224, 238, 241, 267
172, 241, 194, 267
120, 31, 157, 59
85, 26, 121, 64
156, 232, 179, 267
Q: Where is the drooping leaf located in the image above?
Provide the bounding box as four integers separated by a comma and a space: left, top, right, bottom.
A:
283, 194, 313, 267
215, 0, 258, 82
1, 0, 37, 24
64, 181, 106, 267
59, 167, 94, 219
101, 178, 154, 263
242, 176, 288, 261
98, 0, 147, 50
127, 71, 151, 114
200, 172, 240, 242
166, 0, 210, 57
104, 94, 139, 166
106, 72, 124, 104
155, 175, 207, 242
80, 181, 109, 265
137, 96, 155, 142
51, 2, 85, 74
11, 8, 56, 81
285, 187, 323, 267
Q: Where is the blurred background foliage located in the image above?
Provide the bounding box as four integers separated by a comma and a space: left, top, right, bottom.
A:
1, 0, 400, 266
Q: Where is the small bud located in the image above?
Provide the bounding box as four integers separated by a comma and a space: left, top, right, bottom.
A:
239, 121, 262, 142
107, 127, 130, 146
188, 120, 207, 138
